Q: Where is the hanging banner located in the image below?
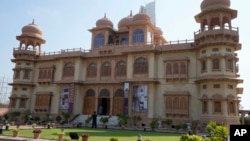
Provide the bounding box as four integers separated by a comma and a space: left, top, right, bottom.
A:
132, 85, 148, 112
68, 83, 75, 113
60, 87, 70, 109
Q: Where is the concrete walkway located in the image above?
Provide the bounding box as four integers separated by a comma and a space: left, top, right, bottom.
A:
0, 135, 55, 141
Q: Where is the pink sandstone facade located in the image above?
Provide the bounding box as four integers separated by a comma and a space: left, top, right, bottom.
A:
9, 0, 243, 126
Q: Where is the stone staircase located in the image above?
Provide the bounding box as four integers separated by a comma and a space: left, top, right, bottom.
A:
71, 115, 119, 127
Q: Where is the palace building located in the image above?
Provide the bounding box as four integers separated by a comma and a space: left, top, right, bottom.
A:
9, 0, 243, 126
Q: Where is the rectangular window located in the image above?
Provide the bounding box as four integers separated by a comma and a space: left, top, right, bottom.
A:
226, 59, 233, 71
23, 70, 30, 79
201, 50, 206, 54
214, 101, 221, 113
212, 48, 219, 52
228, 85, 233, 89
202, 101, 208, 114
202, 85, 207, 89
212, 59, 220, 70
226, 48, 232, 52
213, 84, 220, 88
22, 88, 27, 91
201, 60, 206, 72
19, 99, 26, 108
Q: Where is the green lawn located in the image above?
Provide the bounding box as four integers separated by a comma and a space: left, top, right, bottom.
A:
3, 127, 181, 141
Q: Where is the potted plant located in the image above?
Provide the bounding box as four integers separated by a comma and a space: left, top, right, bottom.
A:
150, 119, 159, 131
164, 119, 173, 129
81, 133, 89, 141
61, 112, 71, 123
57, 131, 64, 141
56, 115, 62, 123
99, 116, 111, 128
117, 113, 129, 129
132, 115, 142, 129
110, 137, 118, 141
85, 115, 92, 127
33, 128, 42, 139
12, 129, 19, 137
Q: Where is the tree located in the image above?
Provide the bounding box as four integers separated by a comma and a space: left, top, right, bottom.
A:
206, 121, 228, 141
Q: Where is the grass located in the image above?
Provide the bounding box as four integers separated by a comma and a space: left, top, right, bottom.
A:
3, 127, 181, 141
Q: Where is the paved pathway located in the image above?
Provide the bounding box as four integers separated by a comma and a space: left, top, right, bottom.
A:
0, 135, 55, 141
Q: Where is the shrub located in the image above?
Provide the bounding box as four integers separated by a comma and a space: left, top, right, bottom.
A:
150, 119, 159, 131
110, 137, 118, 141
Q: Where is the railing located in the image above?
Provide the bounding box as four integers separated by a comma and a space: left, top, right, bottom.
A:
13, 39, 196, 57
194, 27, 239, 39
167, 39, 194, 45
13, 47, 90, 57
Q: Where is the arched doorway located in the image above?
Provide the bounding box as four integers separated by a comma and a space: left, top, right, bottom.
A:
112, 89, 125, 115
83, 89, 95, 115
98, 89, 110, 115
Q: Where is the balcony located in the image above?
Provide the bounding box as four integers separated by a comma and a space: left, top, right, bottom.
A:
194, 27, 239, 40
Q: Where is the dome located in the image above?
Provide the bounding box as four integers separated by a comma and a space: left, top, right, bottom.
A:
96, 14, 113, 28
118, 11, 133, 31
201, 0, 230, 11
21, 20, 43, 39
133, 12, 150, 23
154, 27, 163, 38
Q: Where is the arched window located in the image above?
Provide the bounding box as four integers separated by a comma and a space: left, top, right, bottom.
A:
173, 63, 179, 74
101, 62, 111, 76
166, 63, 172, 74
116, 61, 126, 76
133, 57, 148, 74
84, 89, 95, 115
180, 63, 186, 74
133, 29, 144, 43
100, 89, 110, 97
114, 89, 124, 97
63, 62, 74, 77
94, 34, 105, 48
113, 89, 124, 115
86, 89, 95, 97
87, 63, 97, 77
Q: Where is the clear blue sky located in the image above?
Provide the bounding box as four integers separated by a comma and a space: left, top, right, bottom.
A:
1, 0, 249, 109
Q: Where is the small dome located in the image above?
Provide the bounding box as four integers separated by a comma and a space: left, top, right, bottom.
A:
21, 20, 43, 39
201, 0, 230, 11
133, 12, 150, 23
118, 11, 133, 31
96, 14, 113, 28
154, 27, 163, 38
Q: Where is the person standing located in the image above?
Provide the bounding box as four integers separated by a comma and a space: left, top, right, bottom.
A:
91, 111, 97, 128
